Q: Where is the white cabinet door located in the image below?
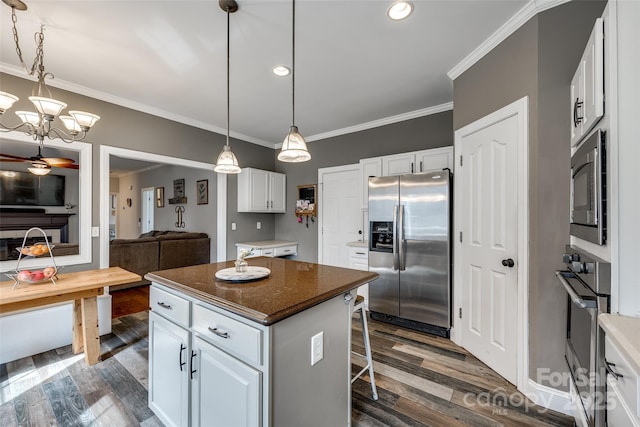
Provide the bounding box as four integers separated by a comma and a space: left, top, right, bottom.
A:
191, 336, 261, 427
148, 312, 190, 427
582, 17, 604, 136
415, 147, 453, 173
570, 17, 604, 147
382, 152, 416, 176
249, 168, 270, 211
269, 171, 286, 212
360, 157, 382, 209
570, 62, 584, 146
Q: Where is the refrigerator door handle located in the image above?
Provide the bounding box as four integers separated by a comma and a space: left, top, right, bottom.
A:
393, 205, 399, 270
398, 204, 405, 271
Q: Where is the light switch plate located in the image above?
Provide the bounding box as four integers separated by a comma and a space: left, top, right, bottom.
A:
231, 222, 237, 231
91, 226, 100, 237
256, 221, 261, 230
311, 331, 323, 366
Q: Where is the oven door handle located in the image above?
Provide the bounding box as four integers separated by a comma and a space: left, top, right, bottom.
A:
555, 271, 597, 309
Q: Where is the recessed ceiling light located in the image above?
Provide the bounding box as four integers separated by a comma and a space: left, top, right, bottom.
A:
387, 1, 413, 21
273, 65, 291, 77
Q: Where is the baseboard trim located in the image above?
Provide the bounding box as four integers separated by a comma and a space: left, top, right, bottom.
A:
522, 378, 573, 416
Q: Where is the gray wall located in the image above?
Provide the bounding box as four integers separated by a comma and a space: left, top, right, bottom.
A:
453, 0, 606, 387
1, 72, 274, 269
274, 111, 454, 262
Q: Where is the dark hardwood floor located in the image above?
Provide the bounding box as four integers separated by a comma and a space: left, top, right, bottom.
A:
110, 285, 150, 319
0, 287, 573, 426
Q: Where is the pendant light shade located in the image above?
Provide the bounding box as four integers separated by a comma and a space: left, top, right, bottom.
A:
278, 0, 311, 163
214, 0, 241, 174
214, 144, 241, 173
278, 126, 310, 162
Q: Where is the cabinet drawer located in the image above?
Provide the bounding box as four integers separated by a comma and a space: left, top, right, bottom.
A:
607, 376, 640, 427
274, 245, 297, 257
348, 246, 368, 259
192, 304, 262, 366
605, 336, 639, 418
150, 285, 190, 327
261, 248, 275, 257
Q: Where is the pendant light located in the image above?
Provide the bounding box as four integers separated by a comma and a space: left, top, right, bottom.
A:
214, 0, 241, 174
278, 0, 311, 163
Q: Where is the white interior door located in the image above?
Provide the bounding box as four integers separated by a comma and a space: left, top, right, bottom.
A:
318, 165, 361, 267
457, 107, 522, 385
141, 187, 155, 233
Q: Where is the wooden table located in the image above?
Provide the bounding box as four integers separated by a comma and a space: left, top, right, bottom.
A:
0, 267, 141, 365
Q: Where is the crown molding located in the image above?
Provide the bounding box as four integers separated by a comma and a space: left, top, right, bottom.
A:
447, 0, 571, 80
0, 64, 275, 149
276, 102, 454, 148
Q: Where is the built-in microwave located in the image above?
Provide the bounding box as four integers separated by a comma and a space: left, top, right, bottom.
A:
570, 129, 606, 245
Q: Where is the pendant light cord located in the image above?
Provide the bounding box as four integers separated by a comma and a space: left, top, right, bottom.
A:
292, 0, 296, 127
226, 5, 231, 147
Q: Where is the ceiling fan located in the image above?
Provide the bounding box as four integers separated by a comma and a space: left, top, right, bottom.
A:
0, 145, 78, 175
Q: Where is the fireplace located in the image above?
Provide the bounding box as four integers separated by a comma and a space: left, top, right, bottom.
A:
0, 209, 74, 261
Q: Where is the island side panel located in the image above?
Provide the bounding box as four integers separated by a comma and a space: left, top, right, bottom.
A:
271, 292, 353, 427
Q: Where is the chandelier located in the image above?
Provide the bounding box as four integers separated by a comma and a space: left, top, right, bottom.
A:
0, 0, 100, 144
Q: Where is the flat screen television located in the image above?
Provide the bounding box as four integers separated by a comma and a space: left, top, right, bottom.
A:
0, 170, 65, 206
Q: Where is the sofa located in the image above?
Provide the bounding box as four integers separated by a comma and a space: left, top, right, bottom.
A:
109, 230, 210, 291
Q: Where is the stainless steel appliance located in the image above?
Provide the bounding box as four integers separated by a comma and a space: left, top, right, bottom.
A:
570, 129, 606, 245
555, 245, 610, 427
368, 170, 451, 337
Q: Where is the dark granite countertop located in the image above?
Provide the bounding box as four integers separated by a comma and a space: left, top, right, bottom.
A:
145, 257, 378, 325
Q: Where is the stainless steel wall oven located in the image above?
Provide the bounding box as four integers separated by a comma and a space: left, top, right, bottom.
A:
570, 129, 606, 245
556, 245, 610, 427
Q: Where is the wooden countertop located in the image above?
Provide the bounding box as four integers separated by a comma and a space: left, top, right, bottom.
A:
0, 267, 141, 312
598, 313, 640, 371
145, 257, 378, 325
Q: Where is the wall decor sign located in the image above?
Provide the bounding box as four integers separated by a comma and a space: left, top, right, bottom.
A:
197, 179, 208, 205
156, 187, 164, 208
169, 178, 187, 204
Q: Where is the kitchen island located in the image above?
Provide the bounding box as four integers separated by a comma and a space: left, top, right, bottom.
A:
145, 257, 378, 427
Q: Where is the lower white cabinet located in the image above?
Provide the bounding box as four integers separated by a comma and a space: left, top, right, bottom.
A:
604, 335, 640, 426
192, 336, 261, 427
149, 287, 262, 427
149, 282, 353, 427
348, 245, 370, 307
148, 311, 190, 427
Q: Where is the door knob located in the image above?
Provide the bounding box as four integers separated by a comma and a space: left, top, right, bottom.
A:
502, 258, 515, 268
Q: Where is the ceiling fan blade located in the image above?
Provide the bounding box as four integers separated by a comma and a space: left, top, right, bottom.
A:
0, 158, 27, 163
56, 163, 80, 170
43, 157, 76, 166
0, 153, 30, 162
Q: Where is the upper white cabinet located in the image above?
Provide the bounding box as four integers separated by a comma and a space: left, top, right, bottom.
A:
360, 158, 383, 209
237, 168, 286, 213
382, 147, 453, 176
360, 147, 453, 208
570, 18, 604, 147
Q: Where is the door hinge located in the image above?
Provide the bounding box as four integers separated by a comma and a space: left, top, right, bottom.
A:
459, 231, 463, 243
459, 307, 462, 319
459, 155, 463, 167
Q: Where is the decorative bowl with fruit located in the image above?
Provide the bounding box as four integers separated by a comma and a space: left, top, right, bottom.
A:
8, 267, 59, 285
15, 243, 55, 257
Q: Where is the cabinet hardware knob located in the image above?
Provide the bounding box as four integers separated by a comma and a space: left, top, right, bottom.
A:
179, 344, 186, 371
420, 161, 423, 172
208, 327, 230, 339
157, 301, 172, 310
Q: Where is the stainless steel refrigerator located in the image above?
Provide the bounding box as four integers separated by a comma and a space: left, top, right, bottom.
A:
368, 171, 451, 337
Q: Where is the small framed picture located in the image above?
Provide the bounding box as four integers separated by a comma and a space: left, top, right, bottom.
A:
156, 187, 164, 208
197, 179, 208, 205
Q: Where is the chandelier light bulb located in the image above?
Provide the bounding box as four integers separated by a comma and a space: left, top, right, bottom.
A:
29, 96, 67, 119
69, 110, 100, 130
15, 110, 40, 127
0, 91, 19, 113
59, 115, 82, 135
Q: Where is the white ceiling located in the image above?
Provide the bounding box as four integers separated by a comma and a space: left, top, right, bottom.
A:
0, 0, 536, 148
